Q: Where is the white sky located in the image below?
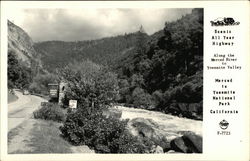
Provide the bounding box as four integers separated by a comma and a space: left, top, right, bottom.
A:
8, 8, 192, 42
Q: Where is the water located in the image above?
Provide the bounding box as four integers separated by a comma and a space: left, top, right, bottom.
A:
115, 106, 202, 137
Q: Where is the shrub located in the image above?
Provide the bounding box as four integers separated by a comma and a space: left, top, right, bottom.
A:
33, 103, 65, 122
60, 107, 154, 153
152, 90, 164, 108
131, 87, 154, 109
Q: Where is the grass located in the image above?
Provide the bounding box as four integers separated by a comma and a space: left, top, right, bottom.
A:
8, 92, 18, 103
8, 124, 25, 144
26, 120, 72, 153
9, 119, 83, 154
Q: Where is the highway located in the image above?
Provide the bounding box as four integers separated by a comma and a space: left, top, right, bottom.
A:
8, 90, 47, 132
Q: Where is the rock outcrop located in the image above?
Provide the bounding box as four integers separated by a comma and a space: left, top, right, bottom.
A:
8, 20, 42, 69
125, 116, 202, 153
170, 132, 202, 153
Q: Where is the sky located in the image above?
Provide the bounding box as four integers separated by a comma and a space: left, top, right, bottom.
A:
8, 8, 192, 42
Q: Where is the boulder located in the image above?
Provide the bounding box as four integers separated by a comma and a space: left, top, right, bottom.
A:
132, 121, 155, 138
177, 131, 196, 136
170, 137, 189, 153
128, 118, 158, 138
127, 118, 202, 153
159, 137, 171, 152
170, 132, 202, 153
150, 145, 164, 153
127, 118, 171, 149
182, 133, 202, 153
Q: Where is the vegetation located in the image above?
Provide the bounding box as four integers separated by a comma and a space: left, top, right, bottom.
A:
60, 107, 154, 153
59, 60, 154, 153
34, 33, 140, 72
8, 120, 73, 154
8, 9, 203, 120
58, 60, 119, 109
114, 9, 203, 120
8, 8, 203, 154
28, 120, 72, 153
33, 103, 66, 122
8, 47, 49, 95
29, 72, 59, 95
8, 50, 32, 90
8, 20, 45, 92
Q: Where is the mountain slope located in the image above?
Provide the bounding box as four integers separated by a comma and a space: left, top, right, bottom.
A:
8, 20, 42, 68
114, 8, 204, 120
34, 33, 144, 71
8, 20, 44, 89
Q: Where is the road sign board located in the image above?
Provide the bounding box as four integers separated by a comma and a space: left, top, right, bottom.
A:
69, 100, 77, 109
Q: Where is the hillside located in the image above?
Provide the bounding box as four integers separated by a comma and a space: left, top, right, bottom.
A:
8, 20, 42, 68
34, 33, 144, 71
7, 8, 203, 120
8, 20, 44, 89
114, 8, 203, 120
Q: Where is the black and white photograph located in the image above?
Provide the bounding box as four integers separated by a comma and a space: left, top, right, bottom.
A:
2, 1, 250, 161
6, 7, 204, 154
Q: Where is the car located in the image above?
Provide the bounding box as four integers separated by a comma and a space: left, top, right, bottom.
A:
23, 89, 30, 95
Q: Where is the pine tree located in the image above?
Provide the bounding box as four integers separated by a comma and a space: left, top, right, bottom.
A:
139, 25, 146, 34
135, 25, 148, 56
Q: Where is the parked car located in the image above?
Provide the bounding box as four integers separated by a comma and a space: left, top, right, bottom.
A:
23, 89, 30, 95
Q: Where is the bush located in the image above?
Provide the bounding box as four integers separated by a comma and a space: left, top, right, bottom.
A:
131, 87, 155, 109
60, 107, 154, 153
152, 90, 164, 108
33, 103, 65, 122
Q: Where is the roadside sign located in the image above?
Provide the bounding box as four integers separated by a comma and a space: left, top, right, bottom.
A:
50, 89, 57, 95
69, 100, 77, 109
48, 83, 59, 98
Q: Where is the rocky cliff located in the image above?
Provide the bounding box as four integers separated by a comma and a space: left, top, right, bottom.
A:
8, 20, 41, 68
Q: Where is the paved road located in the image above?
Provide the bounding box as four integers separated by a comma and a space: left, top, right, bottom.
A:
8, 91, 47, 132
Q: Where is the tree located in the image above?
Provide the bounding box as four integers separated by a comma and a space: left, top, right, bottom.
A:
135, 26, 148, 58
8, 50, 32, 90
29, 72, 59, 95
112, 9, 203, 119
139, 25, 146, 34
59, 60, 119, 111
8, 50, 20, 89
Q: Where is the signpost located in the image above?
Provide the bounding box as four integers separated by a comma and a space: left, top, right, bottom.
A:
58, 82, 67, 105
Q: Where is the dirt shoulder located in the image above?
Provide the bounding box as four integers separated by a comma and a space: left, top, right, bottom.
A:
8, 119, 94, 154
8, 92, 18, 104
8, 92, 46, 132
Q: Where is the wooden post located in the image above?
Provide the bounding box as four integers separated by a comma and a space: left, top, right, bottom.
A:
58, 82, 67, 105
